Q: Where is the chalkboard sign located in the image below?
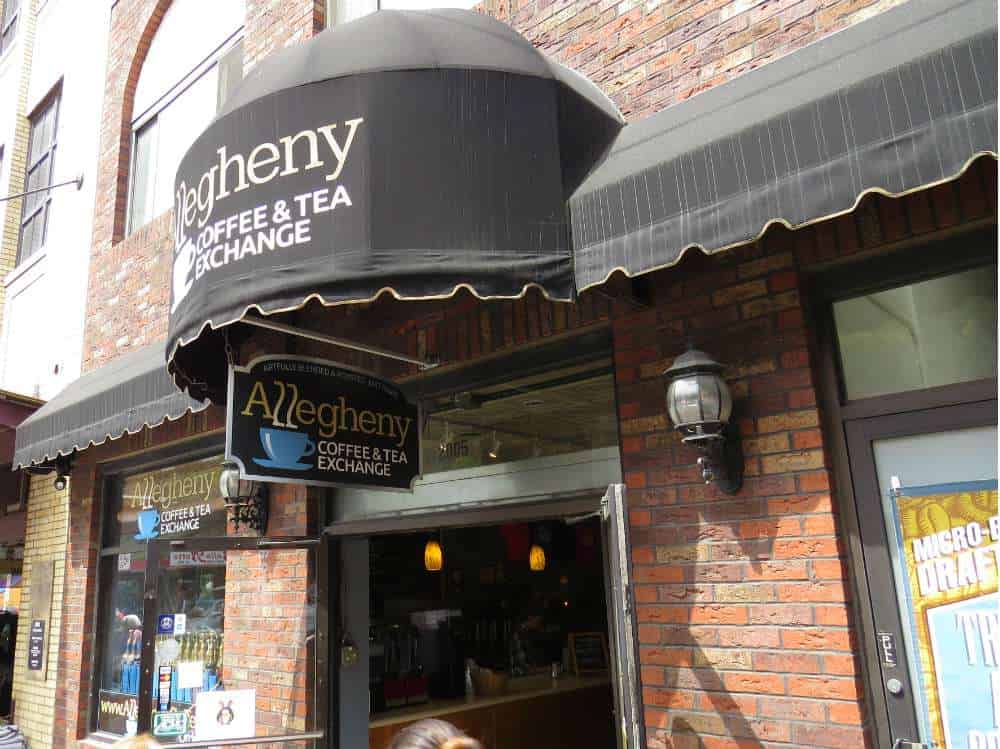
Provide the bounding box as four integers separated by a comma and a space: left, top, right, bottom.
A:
569, 632, 608, 675
27, 619, 45, 671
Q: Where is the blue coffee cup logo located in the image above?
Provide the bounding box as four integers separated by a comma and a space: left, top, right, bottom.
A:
254, 427, 316, 471
135, 508, 160, 541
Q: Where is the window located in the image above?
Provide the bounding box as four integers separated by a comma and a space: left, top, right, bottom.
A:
0, 0, 18, 57
127, 39, 242, 234
18, 89, 59, 264
833, 265, 997, 400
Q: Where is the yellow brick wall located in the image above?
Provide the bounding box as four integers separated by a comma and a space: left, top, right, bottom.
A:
11, 475, 69, 749
0, 0, 38, 337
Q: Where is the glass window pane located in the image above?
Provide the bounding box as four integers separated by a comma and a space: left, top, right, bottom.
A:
128, 120, 158, 234
95, 552, 147, 736
216, 40, 243, 112
151, 65, 219, 219
834, 266, 998, 400
19, 218, 35, 260
422, 362, 617, 473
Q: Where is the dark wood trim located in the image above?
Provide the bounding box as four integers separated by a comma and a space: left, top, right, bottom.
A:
803, 223, 996, 289
839, 378, 998, 421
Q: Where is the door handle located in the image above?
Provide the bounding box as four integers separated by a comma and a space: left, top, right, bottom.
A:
886, 677, 904, 695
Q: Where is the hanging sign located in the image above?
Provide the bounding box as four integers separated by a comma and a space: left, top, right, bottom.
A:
890, 481, 999, 749
227, 356, 420, 490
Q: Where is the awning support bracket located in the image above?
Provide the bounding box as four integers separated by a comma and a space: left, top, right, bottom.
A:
241, 315, 439, 370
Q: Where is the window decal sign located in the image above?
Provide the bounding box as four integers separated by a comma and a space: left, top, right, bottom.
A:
119, 456, 227, 541
890, 481, 999, 748
226, 356, 420, 490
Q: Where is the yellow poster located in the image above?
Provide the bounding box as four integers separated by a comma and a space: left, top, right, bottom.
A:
893, 483, 999, 749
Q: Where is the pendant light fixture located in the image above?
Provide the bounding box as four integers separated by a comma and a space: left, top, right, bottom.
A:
424, 536, 443, 572
529, 544, 546, 572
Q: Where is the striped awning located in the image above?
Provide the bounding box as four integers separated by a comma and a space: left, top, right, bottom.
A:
13, 342, 208, 469
569, 0, 997, 290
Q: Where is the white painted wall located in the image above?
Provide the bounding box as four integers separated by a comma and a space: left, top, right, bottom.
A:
0, 0, 110, 399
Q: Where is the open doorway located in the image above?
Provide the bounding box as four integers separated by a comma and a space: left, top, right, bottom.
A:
358, 516, 617, 749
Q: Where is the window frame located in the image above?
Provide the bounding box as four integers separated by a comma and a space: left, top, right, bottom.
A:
125, 30, 243, 236
0, 0, 19, 58
17, 84, 61, 266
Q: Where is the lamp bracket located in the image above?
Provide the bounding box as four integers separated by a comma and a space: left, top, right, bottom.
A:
692, 423, 743, 494
225, 485, 269, 535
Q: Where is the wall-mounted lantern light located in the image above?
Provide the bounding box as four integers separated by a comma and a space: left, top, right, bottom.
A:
663, 348, 743, 494
219, 463, 270, 534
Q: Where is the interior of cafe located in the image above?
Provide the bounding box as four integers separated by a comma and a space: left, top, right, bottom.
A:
365, 520, 615, 749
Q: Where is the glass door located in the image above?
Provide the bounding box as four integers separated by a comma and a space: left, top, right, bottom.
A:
846, 402, 998, 749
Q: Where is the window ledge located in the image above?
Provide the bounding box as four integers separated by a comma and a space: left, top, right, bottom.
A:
79, 732, 121, 749
4, 250, 47, 288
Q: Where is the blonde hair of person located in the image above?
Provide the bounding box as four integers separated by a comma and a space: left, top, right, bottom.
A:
389, 719, 482, 749
111, 733, 162, 749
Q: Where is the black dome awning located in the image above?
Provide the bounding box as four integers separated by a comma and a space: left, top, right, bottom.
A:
167, 9, 623, 402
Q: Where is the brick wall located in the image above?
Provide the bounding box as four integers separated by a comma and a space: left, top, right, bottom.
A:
11, 475, 69, 749
222, 547, 312, 734
491, 0, 910, 120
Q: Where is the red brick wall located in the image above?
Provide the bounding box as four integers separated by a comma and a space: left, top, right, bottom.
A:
492, 0, 909, 120
83, 0, 322, 373
222, 546, 312, 734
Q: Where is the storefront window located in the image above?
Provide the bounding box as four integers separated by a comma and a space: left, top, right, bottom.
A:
94, 454, 318, 743
421, 361, 617, 474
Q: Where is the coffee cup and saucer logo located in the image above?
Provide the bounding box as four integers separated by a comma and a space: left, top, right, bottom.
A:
254, 427, 316, 471
135, 508, 161, 541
